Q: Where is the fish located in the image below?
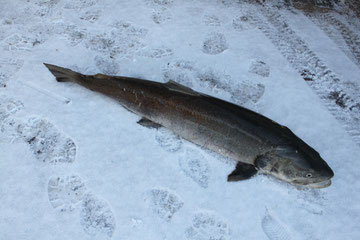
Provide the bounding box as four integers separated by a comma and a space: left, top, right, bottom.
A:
44, 63, 334, 188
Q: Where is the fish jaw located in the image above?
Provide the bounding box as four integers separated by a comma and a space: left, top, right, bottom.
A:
306, 179, 332, 189
291, 178, 332, 189
259, 168, 333, 189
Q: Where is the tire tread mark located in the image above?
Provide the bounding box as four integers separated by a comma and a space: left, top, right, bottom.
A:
247, 6, 360, 145
306, 12, 360, 67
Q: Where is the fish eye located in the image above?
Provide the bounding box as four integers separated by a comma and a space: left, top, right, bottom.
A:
305, 173, 312, 178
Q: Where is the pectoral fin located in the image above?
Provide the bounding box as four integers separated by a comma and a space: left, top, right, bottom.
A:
137, 118, 162, 129
227, 162, 258, 181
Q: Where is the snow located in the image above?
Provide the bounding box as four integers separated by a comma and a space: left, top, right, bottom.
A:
1, 0, 360, 240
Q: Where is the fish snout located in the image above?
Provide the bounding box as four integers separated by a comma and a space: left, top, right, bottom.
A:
320, 164, 334, 180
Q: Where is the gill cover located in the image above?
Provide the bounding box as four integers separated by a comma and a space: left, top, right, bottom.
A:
255, 145, 334, 187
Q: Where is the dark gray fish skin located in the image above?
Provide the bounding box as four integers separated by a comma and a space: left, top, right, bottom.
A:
44, 63, 334, 188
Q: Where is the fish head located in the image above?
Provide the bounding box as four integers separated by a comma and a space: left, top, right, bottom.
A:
255, 145, 334, 188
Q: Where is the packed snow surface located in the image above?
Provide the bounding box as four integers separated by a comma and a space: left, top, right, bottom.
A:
1, 0, 360, 239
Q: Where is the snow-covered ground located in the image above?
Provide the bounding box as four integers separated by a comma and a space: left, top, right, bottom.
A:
1, 0, 360, 239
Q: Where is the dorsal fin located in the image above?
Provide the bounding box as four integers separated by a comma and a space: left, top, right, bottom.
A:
94, 73, 111, 79
164, 80, 200, 96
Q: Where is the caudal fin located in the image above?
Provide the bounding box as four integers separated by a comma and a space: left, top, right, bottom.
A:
44, 63, 83, 83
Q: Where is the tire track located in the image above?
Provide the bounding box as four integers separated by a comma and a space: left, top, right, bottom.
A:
305, 12, 360, 67
344, 0, 360, 18
292, 0, 337, 9
245, 6, 360, 145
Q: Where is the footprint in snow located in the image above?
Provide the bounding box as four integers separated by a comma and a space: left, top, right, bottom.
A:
230, 81, 265, 106
185, 211, 231, 240
94, 55, 120, 75
85, 32, 115, 53
48, 175, 87, 212
80, 10, 101, 23
233, 15, 256, 31
0, 96, 24, 124
140, 47, 174, 59
0, 58, 24, 87
64, 0, 98, 10
80, 194, 116, 238
203, 14, 221, 27
163, 60, 224, 90
155, 128, 182, 152
145, 0, 174, 7
202, 32, 228, 55
0, 96, 24, 137
249, 60, 270, 77
34, 0, 60, 8
164, 60, 265, 106
295, 188, 325, 215
53, 24, 87, 47
179, 149, 210, 188
48, 175, 117, 238
16, 117, 76, 164
261, 210, 292, 240
26, 0, 61, 18
2, 34, 42, 51
152, 8, 172, 24
162, 60, 265, 106
162, 60, 196, 88
144, 188, 184, 222
86, 21, 148, 58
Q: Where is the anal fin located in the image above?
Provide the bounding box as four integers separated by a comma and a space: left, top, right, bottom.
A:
227, 162, 258, 181
137, 118, 162, 129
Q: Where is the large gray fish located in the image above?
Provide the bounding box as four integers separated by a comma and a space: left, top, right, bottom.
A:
44, 63, 334, 188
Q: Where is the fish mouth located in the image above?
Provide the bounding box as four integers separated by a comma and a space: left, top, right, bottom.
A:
293, 179, 332, 189
307, 179, 332, 188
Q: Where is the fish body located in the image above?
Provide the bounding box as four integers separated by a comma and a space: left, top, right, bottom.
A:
44, 63, 334, 188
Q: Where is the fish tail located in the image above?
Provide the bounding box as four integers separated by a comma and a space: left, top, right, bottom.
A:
44, 63, 84, 83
